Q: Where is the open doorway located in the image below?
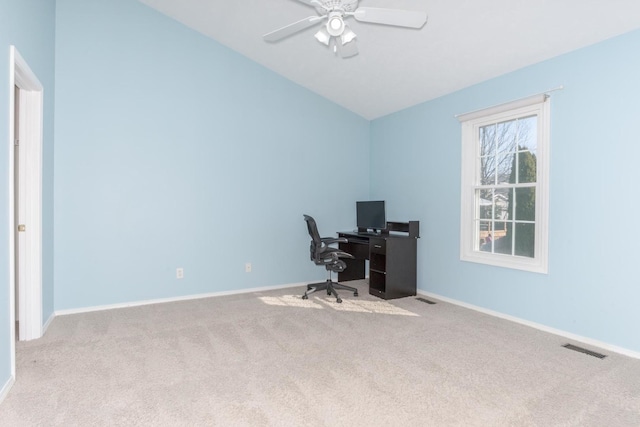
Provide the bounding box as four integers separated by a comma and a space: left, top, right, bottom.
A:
9, 46, 44, 376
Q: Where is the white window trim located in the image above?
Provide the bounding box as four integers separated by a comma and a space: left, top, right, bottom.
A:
459, 95, 550, 274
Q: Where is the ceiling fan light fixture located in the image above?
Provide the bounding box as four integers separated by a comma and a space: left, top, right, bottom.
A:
341, 26, 356, 44
329, 17, 342, 30
314, 28, 331, 45
326, 12, 345, 37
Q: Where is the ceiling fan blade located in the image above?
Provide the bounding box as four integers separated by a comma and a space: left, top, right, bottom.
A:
263, 15, 324, 42
353, 7, 427, 28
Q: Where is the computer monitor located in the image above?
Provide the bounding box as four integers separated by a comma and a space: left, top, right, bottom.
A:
356, 200, 386, 232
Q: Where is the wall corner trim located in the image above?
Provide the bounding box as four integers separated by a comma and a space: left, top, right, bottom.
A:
42, 312, 55, 336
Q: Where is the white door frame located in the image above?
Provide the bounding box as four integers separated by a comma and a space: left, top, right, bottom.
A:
8, 46, 43, 374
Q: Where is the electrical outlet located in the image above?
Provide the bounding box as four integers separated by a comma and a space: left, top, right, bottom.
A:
176, 268, 184, 279
245, 263, 252, 273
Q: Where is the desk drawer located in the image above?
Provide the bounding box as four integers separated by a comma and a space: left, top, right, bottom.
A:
369, 238, 386, 254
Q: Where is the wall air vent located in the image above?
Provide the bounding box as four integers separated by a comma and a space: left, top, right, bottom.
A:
416, 297, 436, 305
562, 343, 607, 359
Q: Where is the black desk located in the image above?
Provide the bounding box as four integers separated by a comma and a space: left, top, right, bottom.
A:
337, 221, 419, 300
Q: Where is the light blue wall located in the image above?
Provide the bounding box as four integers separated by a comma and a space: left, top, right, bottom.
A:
4, 2, 637, 399
371, 29, 640, 352
0, 0, 55, 394
53, 0, 370, 310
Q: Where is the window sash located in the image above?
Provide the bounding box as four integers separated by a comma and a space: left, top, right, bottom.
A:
459, 97, 550, 273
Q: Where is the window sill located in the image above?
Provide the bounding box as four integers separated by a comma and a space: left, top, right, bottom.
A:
461, 250, 548, 274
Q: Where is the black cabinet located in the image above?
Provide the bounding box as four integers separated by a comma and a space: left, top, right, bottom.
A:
368, 235, 417, 300
338, 221, 419, 300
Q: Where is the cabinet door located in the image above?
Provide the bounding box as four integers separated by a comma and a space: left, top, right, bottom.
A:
384, 238, 417, 298
368, 238, 387, 297
369, 270, 386, 296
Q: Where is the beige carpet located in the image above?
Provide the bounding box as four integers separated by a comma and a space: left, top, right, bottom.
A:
1, 280, 640, 426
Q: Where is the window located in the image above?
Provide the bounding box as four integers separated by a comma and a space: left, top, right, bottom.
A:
458, 95, 550, 273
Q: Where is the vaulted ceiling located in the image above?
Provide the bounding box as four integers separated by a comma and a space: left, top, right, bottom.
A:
138, 0, 640, 119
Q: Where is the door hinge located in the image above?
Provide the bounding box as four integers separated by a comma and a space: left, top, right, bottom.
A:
14, 139, 19, 147
18, 224, 26, 232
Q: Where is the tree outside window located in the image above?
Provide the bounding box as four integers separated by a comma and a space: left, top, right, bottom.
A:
478, 116, 537, 258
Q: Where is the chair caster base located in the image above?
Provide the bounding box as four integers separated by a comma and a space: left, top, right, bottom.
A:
302, 280, 358, 303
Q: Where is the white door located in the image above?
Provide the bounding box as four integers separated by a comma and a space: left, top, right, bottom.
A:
14, 85, 28, 340
11, 46, 43, 344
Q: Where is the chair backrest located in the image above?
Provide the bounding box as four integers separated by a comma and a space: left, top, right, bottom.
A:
303, 215, 323, 261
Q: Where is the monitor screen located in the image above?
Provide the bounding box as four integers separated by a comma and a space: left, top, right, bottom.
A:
356, 201, 386, 231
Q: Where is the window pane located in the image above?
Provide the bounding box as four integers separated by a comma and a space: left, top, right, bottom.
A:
480, 155, 496, 185
513, 116, 537, 184
494, 221, 508, 237
515, 187, 536, 221
496, 119, 517, 155
494, 191, 509, 220
497, 153, 514, 184
493, 225, 512, 255
502, 188, 514, 221
516, 150, 537, 184
479, 221, 491, 251
517, 116, 537, 153
480, 124, 495, 156
479, 221, 491, 232
514, 223, 535, 258
478, 189, 493, 219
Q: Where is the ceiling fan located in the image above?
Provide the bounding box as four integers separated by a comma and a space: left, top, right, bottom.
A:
263, 0, 428, 58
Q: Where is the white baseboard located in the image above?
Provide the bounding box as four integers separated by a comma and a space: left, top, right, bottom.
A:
418, 288, 640, 360
55, 281, 307, 317
42, 311, 55, 335
0, 375, 15, 405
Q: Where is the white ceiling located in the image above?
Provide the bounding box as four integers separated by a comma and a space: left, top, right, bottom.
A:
137, 0, 640, 120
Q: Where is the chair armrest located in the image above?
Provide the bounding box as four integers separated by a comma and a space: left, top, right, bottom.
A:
329, 250, 355, 260
321, 237, 348, 245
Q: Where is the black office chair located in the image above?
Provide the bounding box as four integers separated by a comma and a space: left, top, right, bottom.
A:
302, 214, 359, 303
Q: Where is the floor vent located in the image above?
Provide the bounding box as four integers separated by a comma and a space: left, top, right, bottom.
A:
416, 297, 436, 305
562, 344, 607, 359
